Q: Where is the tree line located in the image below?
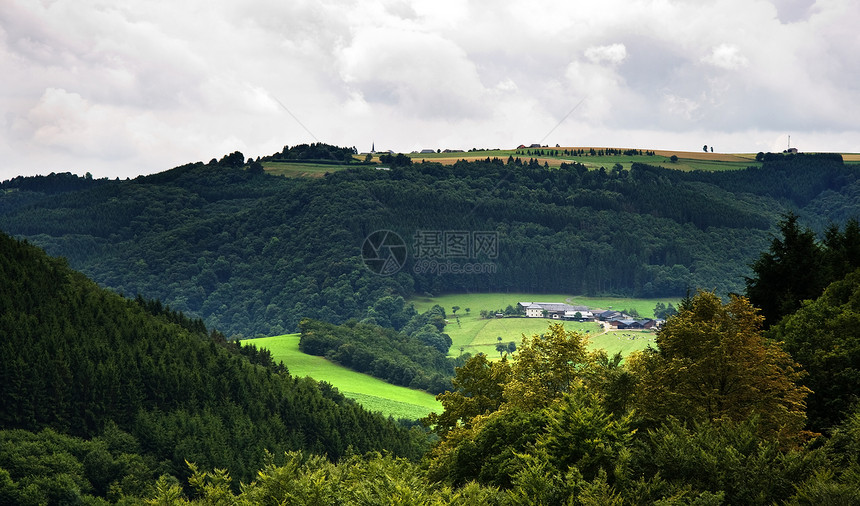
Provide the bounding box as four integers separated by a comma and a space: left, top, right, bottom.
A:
0, 147, 856, 339
299, 317, 459, 394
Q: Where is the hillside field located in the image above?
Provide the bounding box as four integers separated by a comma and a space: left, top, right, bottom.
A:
412, 293, 673, 357
247, 294, 665, 419
262, 161, 352, 178
245, 334, 441, 420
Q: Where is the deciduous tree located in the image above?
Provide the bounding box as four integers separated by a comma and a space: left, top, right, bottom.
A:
632, 291, 810, 445
504, 322, 591, 411
422, 353, 511, 436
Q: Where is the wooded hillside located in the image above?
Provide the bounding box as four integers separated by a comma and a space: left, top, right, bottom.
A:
0, 232, 426, 491
1, 148, 856, 338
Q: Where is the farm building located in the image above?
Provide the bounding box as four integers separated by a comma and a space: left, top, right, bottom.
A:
609, 318, 660, 330
519, 302, 592, 320
595, 310, 633, 321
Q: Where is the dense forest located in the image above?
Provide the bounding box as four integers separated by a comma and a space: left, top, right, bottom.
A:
0, 232, 426, 502
1, 146, 857, 338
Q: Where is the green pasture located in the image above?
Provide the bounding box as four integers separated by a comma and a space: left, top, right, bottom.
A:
574, 156, 758, 172
410, 293, 676, 319
447, 315, 655, 359
412, 293, 670, 358
402, 149, 761, 172
263, 161, 350, 178
245, 334, 441, 420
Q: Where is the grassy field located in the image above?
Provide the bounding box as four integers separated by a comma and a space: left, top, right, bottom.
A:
267, 149, 855, 178
247, 295, 668, 417
411, 293, 670, 358
263, 161, 351, 178
411, 293, 676, 318
399, 148, 761, 172
245, 334, 441, 420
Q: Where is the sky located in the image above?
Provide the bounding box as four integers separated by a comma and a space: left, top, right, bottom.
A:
1, 0, 858, 180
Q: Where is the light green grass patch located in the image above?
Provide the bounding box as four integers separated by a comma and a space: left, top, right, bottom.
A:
246, 334, 440, 420
457, 317, 604, 358
413, 293, 671, 358
403, 149, 761, 172
263, 162, 350, 178
591, 329, 657, 356
411, 293, 676, 319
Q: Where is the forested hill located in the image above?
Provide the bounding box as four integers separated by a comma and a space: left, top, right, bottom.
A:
1, 150, 857, 337
0, 232, 426, 486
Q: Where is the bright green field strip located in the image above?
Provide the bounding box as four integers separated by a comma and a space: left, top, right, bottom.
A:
245, 334, 441, 420
590, 328, 657, 356
561, 154, 756, 171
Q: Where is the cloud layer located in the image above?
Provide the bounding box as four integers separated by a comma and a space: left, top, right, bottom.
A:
1, 0, 857, 179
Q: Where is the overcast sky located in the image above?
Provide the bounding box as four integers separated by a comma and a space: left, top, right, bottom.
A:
1, 0, 858, 180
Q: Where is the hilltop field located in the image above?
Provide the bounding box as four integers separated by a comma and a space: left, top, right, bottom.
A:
263, 146, 859, 178
405, 147, 759, 172
263, 147, 767, 177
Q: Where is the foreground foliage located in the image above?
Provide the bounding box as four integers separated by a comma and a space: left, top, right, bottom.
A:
632, 292, 810, 445
771, 268, 860, 433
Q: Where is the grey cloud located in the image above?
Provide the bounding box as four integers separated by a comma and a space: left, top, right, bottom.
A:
1, 0, 858, 180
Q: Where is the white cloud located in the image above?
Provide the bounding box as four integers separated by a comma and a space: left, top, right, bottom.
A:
585, 44, 628, 65
702, 43, 749, 70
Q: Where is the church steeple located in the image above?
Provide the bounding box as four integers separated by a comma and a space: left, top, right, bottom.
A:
371, 141, 375, 153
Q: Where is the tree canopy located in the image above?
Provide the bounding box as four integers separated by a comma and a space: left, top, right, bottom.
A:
632, 291, 810, 445
771, 268, 860, 432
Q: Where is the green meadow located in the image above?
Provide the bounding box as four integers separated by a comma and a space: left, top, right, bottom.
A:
245, 334, 441, 420
263, 161, 351, 178
410, 293, 676, 319
401, 149, 761, 172
247, 294, 673, 419
411, 293, 673, 358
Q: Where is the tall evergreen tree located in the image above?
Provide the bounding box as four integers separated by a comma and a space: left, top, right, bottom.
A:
746, 213, 825, 327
